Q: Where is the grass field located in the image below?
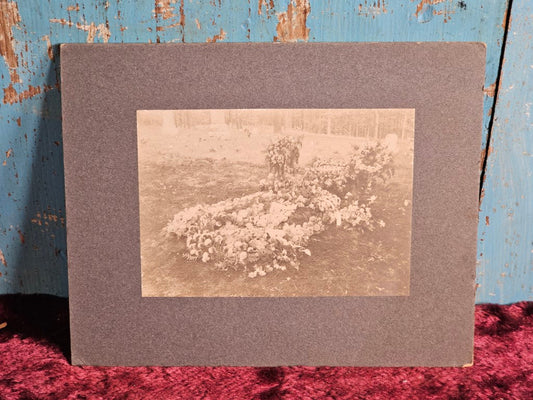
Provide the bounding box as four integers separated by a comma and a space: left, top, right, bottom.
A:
138, 125, 413, 297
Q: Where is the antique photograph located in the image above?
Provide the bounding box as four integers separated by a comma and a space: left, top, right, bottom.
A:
138, 109, 414, 297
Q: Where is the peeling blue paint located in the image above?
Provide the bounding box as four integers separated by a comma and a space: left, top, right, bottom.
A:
0, 0, 527, 304
478, 0, 533, 303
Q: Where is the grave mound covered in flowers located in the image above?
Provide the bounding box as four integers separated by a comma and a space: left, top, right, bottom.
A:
165, 136, 394, 278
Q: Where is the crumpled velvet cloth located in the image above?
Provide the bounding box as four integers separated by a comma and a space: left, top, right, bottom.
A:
0, 295, 532, 399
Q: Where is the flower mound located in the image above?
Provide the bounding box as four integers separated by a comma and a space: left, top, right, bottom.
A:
166, 140, 394, 277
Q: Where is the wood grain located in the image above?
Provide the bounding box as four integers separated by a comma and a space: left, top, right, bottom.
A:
477, 0, 533, 303
0, 0, 523, 303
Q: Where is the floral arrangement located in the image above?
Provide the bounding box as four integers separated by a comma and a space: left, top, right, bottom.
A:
265, 136, 302, 178
165, 138, 394, 277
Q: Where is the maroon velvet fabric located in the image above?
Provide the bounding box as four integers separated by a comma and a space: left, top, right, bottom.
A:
0, 295, 532, 399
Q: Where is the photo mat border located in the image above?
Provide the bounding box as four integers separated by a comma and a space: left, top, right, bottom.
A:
61, 42, 484, 366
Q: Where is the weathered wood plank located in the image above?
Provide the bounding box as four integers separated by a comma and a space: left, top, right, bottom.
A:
478, 0, 533, 303
0, 1, 512, 301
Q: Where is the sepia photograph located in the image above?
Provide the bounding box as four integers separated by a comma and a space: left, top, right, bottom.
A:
138, 109, 414, 297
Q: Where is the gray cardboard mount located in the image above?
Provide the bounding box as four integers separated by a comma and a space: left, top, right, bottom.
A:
61, 42, 485, 366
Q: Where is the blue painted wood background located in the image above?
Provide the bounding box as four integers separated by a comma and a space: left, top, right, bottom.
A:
0, 0, 530, 303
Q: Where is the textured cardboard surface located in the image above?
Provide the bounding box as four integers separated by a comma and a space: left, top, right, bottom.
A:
61, 43, 485, 366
